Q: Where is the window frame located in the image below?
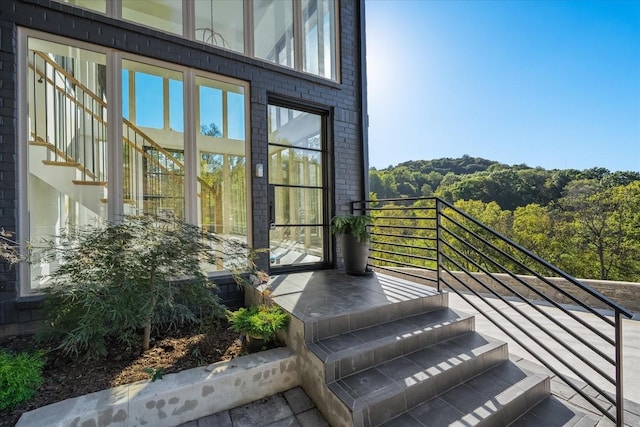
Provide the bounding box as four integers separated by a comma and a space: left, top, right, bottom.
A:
50, 0, 340, 82
17, 28, 252, 295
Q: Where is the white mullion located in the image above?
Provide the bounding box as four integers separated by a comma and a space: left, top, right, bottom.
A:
184, 69, 198, 225
245, 0, 254, 57
109, 0, 122, 19
183, 0, 194, 41
17, 28, 30, 296
293, 0, 303, 71
107, 51, 124, 221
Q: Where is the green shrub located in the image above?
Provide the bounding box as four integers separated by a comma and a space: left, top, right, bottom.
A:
36, 215, 250, 360
0, 350, 45, 412
227, 305, 289, 342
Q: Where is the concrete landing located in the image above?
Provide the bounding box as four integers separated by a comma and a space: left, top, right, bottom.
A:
178, 387, 329, 427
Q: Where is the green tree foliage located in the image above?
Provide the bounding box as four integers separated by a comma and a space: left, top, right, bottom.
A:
368, 157, 640, 282
555, 180, 640, 281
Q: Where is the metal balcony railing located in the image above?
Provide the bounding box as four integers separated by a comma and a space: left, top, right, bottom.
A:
352, 196, 633, 426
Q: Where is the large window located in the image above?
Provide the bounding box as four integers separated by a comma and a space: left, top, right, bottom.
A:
22, 33, 249, 292
26, 38, 108, 290
52, 0, 339, 81
194, 0, 244, 53
122, 60, 186, 220
122, 0, 183, 35
196, 76, 247, 236
302, 0, 337, 80
254, 0, 294, 68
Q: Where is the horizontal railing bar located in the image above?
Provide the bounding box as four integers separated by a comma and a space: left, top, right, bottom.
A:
372, 224, 437, 231
440, 215, 617, 329
372, 265, 438, 284
373, 215, 436, 221
439, 212, 617, 323
371, 248, 437, 263
440, 239, 616, 365
368, 255, 437, 272
371, 232, 437, 242
371, 240, 437, 252
440, 267, 618, 406
440, 224, 617, 342
356, 196, 439, 205
438, 198, 632, 319
439, 276, 617, 422
366, 206, 437, 212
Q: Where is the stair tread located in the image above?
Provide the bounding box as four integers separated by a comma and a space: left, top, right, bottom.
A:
380, 361, 550, 426
329, 332, 508, 411
509, 396, 600, 427
308, 307, 473, 363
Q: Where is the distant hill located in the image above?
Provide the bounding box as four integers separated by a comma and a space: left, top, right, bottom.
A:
369, 155, 640, 211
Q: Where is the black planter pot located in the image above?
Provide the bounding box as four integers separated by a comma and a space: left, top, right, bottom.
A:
341, 234, 370, 275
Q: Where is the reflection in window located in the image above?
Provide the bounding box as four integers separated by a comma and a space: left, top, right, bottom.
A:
268, 105, 325, 266
196, 76, 247, 238
194, 0, 244, 53
54, 0, 338, 81
254, 0, 294, 68
27, 37, 108, 289
302, 0, 336, 80
122, 0, 182, 35
122, 60, 185, 220
58, 0, 106, 13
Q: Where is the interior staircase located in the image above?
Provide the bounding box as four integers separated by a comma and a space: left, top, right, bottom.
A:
304, 291, 550, 426
28, 50, 215, 217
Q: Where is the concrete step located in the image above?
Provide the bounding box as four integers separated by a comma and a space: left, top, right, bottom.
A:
329, 332, 510, 426
308, 308, 475, 382
380, 360, 550, 427
306, 291, 449, 343
509, 396, 602, 427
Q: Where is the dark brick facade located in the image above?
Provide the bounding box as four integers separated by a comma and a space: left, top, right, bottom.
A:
0, 0, 368, 333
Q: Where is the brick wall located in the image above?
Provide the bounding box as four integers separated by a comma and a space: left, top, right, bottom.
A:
0, 0, 367, 333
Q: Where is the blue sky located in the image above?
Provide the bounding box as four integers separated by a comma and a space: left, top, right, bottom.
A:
365, 0, 640, 172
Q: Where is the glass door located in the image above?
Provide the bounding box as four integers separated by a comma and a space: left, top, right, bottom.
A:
268, 104, 327, 269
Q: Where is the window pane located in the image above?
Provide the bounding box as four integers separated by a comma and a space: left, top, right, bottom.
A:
122, 60, 185, 220
27, 37, 108, 289
199, 86, 223, 137
196, 76, 247, 245
268, 106, 322, 150
269, 148, 322, 187
254, 0, 294, 68
269, 187, 324, 265
134, 72, 163, 129
122, 0, 182, 35
194, 0, 244, 53
302, 0, 336, 79
54, 0, 106, 13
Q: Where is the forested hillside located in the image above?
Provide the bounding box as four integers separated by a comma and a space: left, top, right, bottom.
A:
369, 156, 640, 282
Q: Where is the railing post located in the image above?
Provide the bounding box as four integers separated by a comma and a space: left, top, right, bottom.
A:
435, 198, 441, 293
615, 310, 624, 426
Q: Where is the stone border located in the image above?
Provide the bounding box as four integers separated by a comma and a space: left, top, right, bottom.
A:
16, 347, 299, 427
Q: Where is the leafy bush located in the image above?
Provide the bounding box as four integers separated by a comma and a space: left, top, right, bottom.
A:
227, 305, 289, 342
37, 215, 248, 360
0, 350, 45, 411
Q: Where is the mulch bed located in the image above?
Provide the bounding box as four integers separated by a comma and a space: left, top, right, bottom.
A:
0, 320, 277, 427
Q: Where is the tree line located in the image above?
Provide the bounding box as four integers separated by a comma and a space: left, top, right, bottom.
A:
369, 156, 640, 282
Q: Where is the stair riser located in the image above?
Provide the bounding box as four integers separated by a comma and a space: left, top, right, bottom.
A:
307, 292, 449, 343
475, 375, 549, 427
326, 316, 475, 383
353, 343, 509, 427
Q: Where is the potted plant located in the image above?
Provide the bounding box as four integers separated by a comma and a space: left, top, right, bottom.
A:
226, 305, 290, 351
330, 214, 373, 275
